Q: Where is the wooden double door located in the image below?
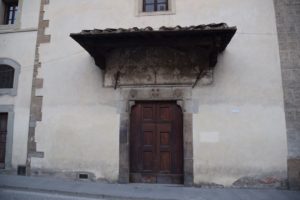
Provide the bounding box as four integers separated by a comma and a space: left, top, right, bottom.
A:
130, 101, 183, 184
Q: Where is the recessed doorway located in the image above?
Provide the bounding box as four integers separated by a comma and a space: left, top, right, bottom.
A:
129, 101, 183, 184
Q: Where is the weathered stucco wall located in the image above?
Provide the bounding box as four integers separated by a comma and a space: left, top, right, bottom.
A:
30, 0, 287, 186
193, 0, 288, 185
193, 34, 287, 186
0, 0, 40, 169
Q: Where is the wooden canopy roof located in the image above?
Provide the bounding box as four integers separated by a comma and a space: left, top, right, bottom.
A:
70, 23, 237, 70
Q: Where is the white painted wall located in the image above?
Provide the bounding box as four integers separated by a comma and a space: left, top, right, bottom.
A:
31, 0, 287, 185
0, 0, 40, 168
191, 0, 287, 186
0, 31, 36, 167
20, 0, 40, 29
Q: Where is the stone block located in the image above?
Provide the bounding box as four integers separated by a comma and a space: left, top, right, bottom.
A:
119, 143, 129, 183
44, 0, 50, 5
288, 158, 300, 190
39, 20, 49, 29
35, 78, 44, 89
119, 114, 128, 144
39, 35, 51, 44
28, 151, 44, 158
184, 158, 194, 186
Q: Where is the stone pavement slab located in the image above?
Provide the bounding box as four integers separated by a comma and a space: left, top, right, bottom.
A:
0, 174, 299, 200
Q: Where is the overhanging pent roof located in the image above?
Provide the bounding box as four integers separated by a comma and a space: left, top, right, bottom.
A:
70, 23, 237, 70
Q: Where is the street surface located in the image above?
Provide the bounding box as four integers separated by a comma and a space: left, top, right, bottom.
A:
0, 175, 300, 200
0, 188, 106, 200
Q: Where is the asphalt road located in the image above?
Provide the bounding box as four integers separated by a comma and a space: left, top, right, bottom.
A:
0, 188, 106, 200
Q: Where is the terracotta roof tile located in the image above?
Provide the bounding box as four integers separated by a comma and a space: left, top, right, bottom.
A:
80, 23, 233, 35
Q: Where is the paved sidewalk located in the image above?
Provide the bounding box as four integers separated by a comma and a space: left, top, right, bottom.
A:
0, 174, 299, 200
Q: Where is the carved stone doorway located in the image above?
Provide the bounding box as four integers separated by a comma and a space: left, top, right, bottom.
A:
118, 87, 194, 186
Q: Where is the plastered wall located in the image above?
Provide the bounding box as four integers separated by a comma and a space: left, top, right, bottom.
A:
0, 0, 41, 168
29, 0, 287, 186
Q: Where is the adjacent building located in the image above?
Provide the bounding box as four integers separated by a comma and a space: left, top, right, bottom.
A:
0, 0, 299, 189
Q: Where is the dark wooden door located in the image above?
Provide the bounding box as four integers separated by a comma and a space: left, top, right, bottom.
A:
130, 101, 183, 184
0, 113, 8, 169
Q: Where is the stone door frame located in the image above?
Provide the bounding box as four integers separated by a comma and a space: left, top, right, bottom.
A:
118, 87, 195, 186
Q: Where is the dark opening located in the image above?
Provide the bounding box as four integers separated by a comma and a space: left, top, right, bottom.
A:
17, 165, 26, 176
2, 0, 18, 24
79, 173, 89, 179
0, 64, 14, 88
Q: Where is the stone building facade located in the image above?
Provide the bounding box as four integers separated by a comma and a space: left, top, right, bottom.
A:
0, 0, 299, 189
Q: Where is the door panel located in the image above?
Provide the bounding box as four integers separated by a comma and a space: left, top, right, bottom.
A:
142, 123, 156, 173
160, 132, 169, 145
142, 104, 155, 120
160, 152, 171, 172
143, 131, 154, 146
130, 102, 183, 184
143, 151, 153, 171
158, 106, 171, 121
157, 123, 172, 173
0, 113, 8, 168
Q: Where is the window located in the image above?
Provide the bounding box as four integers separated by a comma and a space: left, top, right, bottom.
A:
0, 58, 20, 96
143, 0, 168, 12
137, 0, 175, 16
0, 65, 14, 88
0, 0, 18, 25
0, 112, 8, 169
4, 1, 18, 24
